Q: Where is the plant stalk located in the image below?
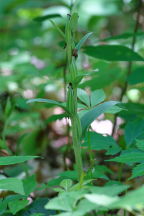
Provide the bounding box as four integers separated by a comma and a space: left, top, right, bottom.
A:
65, 14, 83, 180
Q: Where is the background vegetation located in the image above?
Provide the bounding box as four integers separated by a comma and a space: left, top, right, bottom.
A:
0, 0, 144, 215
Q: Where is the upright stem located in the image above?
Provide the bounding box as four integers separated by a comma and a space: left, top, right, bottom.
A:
65, 14, 83, 180
112, 1, 142, 136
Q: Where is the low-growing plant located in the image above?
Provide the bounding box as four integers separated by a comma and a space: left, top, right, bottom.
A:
0, 0, 144, 216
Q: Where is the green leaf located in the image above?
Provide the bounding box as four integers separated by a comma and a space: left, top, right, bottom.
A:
108, 151, 144, 164
27, 98, 67, 110
90, 89, 106, 107
80, 61, 122, 90
85, 194, 118, 207
128, 67, 144, 85
23, 175, 37, 195
85, 185, 129, 209
45, 190, 85, 211
77, 88, 90, 107
0, 199, 7, 215
73, 199, 96, 216
34, 14, 61, 22
59, 171, 78, 181
60, 179, 73, 191
75, 32, 93, 51
8, 199, 29, 214
109, 185, 144, 210
81, 101, 119, 135
130, 163, 144, 179
89, 185, 129, 196
105, 105, 124, 114
83, 132, 120, 155
125, 119, 144, 146
84, 45, 144, 61
136, 139, 144, 151
22, 198, 55, 216
100, 32, 144, 42
91, 165, 113, 180
0, 156, 38, 166
45, 113, 68, 124
0, 178, 25, 195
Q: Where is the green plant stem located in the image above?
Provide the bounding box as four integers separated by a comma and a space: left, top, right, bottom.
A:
87, 129, 94, 179
71, 115, 83, 179
65, 14, 83, 180
118, 163, 124, 182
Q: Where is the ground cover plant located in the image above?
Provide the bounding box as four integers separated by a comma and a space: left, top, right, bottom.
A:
0, 0, 144, 215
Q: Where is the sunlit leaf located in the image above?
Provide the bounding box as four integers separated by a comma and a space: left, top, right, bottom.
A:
0, 178, 24, 195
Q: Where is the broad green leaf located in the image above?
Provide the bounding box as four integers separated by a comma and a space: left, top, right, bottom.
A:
85, 194, 118, 206
86, 186, 144, 211
84, 45, 144, 61
80, 61, 122, 90
128, 67, 144, 85
77, 88, 90, 107
130, 163, 144, 179
23, 175, 37, 195
0, 156, 38, 165
34, 14, 61, 22
75, 32, 93, 51
108, 151, 144, 163
73, 199, 96, 216
90, 89, 106, 107
105, 105, 124, 114
45, 191, 85, 211
119, 103, 144, 120
109, 186, 144, 210
83, 132, 120, 155
89, 185, 128, 196
59, 171, 78, 181
0, 178, 24, 195
81, 101, 119, 135
125, 119, 144, 146
22, 198, 55, 216
8, 199, 29, 214
47, 177, 65, 187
